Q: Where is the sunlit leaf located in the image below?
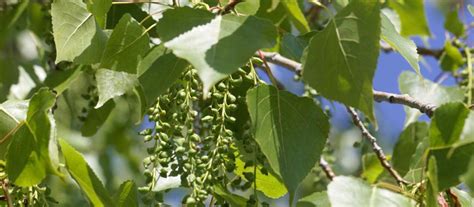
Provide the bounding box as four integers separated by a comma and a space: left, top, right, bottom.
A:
381, 12, 420, 75
60, 139, 114, 206
157, 7, 276, 94
388, 0, 430, 36
327, 176, 415, 207
398, 71, 464, 126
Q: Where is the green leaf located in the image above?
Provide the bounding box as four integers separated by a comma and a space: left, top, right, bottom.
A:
234, 157, 288, 199
246, 84, 329, 198
429, 102, 470, 147
297, 191, 330, 207
426, 157, 439, 207
81, 100, 115, 137
361, 153, 384, 183
428, 141, 474, 190
157, 7, 277, 93
302, 0, 380, 123
398, 71, 464, 126
138, 47, 189, 105
95, 69, 138, 108
450, 188, 474, 206
59, 139, 114, 206
51, 0, 97, 63
0, 100, 28, 159
469, 5, 474, 16
281, 0, 310, 33
280, 32, 314, 62
213, 185, 247, 207
440, 41, 465, 72
116, 180, 138, 207
86, 0, 112, 28
381, 12, 420, 75
461, 156, 474, 196
327, 176, 415, 207
388, 0, 430, 36
392, 122, 428, 176
100, 14, 150, 74
221, 0, 260, 15
43, 68, 83, 95
444, 9, 465, 37
6, 88, 60, 186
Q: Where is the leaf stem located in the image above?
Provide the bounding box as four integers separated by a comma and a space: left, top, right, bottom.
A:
346, 107, 409, 186
257, 50, 282, 89
465, 46, 472, 106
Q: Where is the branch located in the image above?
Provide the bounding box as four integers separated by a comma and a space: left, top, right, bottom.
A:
220, 0, 242, 14
346, 107, 409, 186
381, 45, 444, 59
258, 51, 437, 116
1, 179, 13, 207
373, 90, 436, 117
319, 158, 335, 181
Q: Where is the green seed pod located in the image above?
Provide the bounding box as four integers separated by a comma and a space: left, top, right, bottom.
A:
202, 115, 214, 122
185, 197, 196, 204
227, 104, 237, 111
190, 134, 200, 142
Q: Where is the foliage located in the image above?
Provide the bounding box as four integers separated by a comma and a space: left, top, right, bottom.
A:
0, 0, 473, 206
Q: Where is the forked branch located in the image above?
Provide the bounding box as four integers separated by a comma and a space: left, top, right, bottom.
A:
346, 107, 409, 186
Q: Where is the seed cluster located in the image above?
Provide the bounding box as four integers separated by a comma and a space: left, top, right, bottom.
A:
140, 68, 259, 205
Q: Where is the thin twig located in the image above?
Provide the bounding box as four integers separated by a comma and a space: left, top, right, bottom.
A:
257, 51, 283, 89
219, 0, 242, 15
1, 179, 13, 207
381, 45, 444, 59
319, 158, 335, 180
346, 107, 409, 186
257, 51, 437, 116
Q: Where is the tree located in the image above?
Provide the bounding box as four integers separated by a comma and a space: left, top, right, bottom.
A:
0, 0, 473, 206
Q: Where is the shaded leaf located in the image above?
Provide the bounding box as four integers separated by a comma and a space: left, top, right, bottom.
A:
327, 176, 415, 207
95, 69, 138, 108
213, 185, 247, 207
116, 180, 138, 207
302, 0, 380, 122
297, 191, 330, 207
138, 47, 189, 105
429, 102, 470, 147
157, 7, 277, 93
246, 84, 329, 198
381, 12, 420, 75
426, 157, 439, 207
59, 139, 114, 206
428, 141, 474, 190
388, 0, 430, 36
392, 122, 428, 176
81, 100, 115, 137
100, 14, 150, 74
444, 9, 465, 37
86, 0, 112, 28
